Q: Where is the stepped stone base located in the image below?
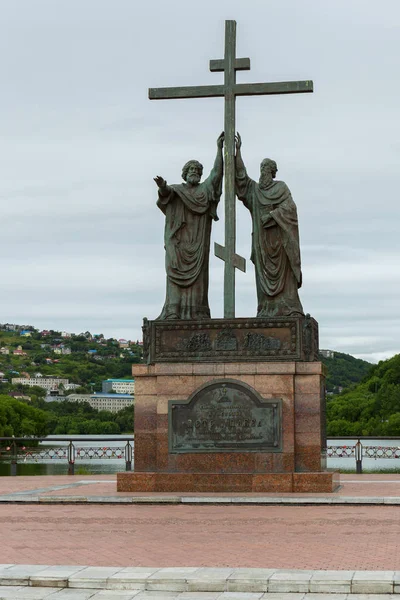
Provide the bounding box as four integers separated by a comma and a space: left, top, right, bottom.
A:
117, 471, 339, 494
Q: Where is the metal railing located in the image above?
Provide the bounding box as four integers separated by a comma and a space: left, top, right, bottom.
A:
328, 437, 400, 473
0, 437, 133, 475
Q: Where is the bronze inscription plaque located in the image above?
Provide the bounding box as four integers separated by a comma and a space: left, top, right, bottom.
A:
143, 316, 320, 363
169, 379, 282, 453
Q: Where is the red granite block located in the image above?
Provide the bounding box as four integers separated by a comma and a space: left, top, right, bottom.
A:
294, 374, 322, 395
295, 362, 324, 375
192, 363, 220, 375
254, 374, 294, 396
174, 452, 257, 474
155, 473, 195, 492
295, 431, 321, 447
253, 473, 293, 492
254, 454, 274, 472
282, 452, 295, 472
132, 365, 151, 376
295, 413, 322, 434
192, 473, 254, 493
133, 433, 157, 472
156, 375, 194, 395
295, 444, 323, 472
238, 363, 258, 375
135, 377, 158, 396
153, 363, 194, 375
256, 362, 296, 375
294, 393, 322, 416
117, 472, 156, 492
293, 472, 338, 493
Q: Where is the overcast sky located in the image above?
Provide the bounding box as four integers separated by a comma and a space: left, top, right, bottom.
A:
1, 0, 399, 362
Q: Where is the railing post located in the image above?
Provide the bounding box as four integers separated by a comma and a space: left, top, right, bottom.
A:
10, 439, 17, 476
125, 440, 132, 471
355, 438, 363, 474
67, 441, 75, 475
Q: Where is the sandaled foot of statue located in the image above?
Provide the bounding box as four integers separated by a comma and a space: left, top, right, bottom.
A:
154, 133, 224, 320
235, 132, 304, 318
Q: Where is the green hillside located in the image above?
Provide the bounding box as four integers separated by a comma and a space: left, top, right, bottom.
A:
319, 351, 372, 394
327, 353, 400, 436
0, 325, 140, 435
0, 326, 141, 393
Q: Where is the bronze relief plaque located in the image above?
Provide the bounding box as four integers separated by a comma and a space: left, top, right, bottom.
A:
169, 379, 282, 453
143, 316, 319, 363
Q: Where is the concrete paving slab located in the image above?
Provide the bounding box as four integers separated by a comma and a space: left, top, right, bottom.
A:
107, 569, 160, 591
30, 567, 87, 588
226, 569, 276, 592
352, 571, 394, 594
69, 569, 123, 590
186, 568, 234, 592
268, 571, 314, 593
146, 568, 200, 592
0, 566, 51, 586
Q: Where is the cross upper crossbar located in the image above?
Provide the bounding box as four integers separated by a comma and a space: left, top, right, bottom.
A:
149, 20, 313, 318
149, 79, 312, 100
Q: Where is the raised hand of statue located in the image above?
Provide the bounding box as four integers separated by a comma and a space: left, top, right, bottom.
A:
235, 132, 242, 152
154, 176, 167, 189
217, 131, 224, 149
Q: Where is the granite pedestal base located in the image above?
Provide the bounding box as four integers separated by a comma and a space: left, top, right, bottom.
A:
117, 360, 339, 494
118, 471, 339, 493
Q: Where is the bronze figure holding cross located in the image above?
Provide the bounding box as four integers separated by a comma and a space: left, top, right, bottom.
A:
150, 20, 312, 321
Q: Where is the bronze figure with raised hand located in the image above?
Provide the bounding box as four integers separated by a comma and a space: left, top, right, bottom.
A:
154, 132, 224, 320
235, 132, 304, 318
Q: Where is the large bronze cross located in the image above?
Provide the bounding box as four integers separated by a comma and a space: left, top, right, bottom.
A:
149, 20, 313, 318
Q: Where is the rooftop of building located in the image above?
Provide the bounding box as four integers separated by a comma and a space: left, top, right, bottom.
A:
104, 379, 135, 382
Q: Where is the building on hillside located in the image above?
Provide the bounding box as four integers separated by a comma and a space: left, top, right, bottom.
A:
320, 349, 335, 359
61, 331, 72, 338
0, 371, 5, 378
102, 379, 135, 394
40, 330, 51, 337
64, 383, 80, 391
66, 393, 133, 413
52, 345, 71, 355
118, 339, 129, 348
20, 330, 32, 337
13, 346, 27, 356
0, 347, 10, 355
8, 392, 31, 401
11, 377, 69, 391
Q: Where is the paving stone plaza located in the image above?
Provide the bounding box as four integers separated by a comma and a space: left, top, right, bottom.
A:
1, 474, 400, 598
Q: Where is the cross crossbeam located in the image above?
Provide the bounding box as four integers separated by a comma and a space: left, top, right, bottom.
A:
149, 20, 313, 318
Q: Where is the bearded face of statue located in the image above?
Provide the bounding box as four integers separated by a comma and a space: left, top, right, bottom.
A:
186, 164, 202, 185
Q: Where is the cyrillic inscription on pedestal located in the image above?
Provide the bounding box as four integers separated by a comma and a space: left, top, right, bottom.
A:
143, 316, 319, 363
169, 379, 282, 453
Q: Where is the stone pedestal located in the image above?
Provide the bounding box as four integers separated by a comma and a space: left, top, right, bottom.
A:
117, 359, 339, 493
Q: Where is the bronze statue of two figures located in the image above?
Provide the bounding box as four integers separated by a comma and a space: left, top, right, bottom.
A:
154, 132, 303, 321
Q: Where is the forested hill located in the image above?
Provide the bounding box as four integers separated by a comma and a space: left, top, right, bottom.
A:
327, 352, 400, 436
319, 351, 372, 394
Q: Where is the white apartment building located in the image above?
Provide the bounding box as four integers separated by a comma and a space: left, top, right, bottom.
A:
66, 393, 133, 413
102, 379, 135, 394
11, 377, 69, 391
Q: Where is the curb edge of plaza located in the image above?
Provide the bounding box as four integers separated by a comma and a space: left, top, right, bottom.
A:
2, 566, 400, 594
1, 494, 400, 505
